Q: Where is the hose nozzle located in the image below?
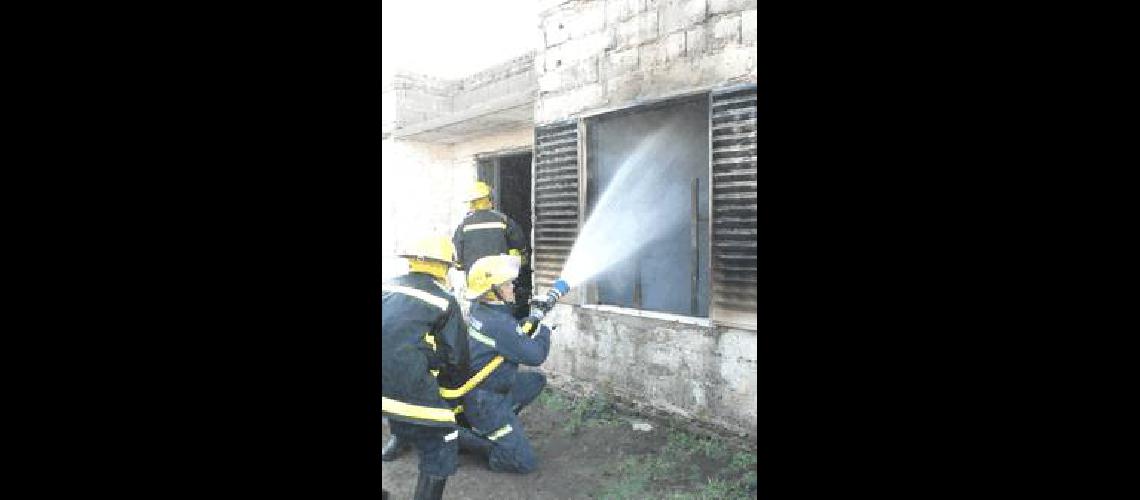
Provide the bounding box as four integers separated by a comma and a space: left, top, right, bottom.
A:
520, 278, 571, 335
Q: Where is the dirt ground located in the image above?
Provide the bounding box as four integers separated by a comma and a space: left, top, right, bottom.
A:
382, 386, 756, 499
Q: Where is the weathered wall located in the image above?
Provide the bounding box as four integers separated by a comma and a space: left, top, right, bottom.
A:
453, 52, 537, 111
381, 126, 534, 261
535, 0, 757, 123
528, 0, 758, 436
382, 74, 457, 130
543, 304, 757, 438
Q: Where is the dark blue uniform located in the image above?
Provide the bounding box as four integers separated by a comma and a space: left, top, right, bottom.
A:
382, 273, 469, 477
452, 209, 532, 318
458, 300, 551, 473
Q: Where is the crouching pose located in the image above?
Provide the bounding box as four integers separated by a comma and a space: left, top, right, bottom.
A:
382, 236, 469, 500
457, 254, 551, 473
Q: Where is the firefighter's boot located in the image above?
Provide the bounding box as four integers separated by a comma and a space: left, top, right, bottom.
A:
412, 473, 447, 500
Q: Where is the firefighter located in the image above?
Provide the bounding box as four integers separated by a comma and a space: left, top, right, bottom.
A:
452, 181, 532, 319
454, 254, 551, 474
382, 235, 469, 500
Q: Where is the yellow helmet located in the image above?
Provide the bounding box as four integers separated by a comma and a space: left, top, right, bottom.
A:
398, 236, 457, 266
465, 254, 521, 300
464, 181, 492, 202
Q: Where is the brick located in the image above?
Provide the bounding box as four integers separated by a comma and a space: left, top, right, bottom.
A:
659, 0, 707, 35
709, 0, 757, 15
613, 10, 659, 48
709, 13, 741, 49
741, 9, 756, 47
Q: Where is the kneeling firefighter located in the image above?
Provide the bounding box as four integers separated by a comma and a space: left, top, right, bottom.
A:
382, 236, 470, 500
454, 254, 554, 473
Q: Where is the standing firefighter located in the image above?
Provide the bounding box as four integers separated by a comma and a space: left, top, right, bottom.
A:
382, 236, 469, 500
453, 181, 531, 319
455, 254, 552, 473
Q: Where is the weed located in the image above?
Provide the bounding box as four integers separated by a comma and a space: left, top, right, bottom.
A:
596, 457, 651, 499
536, 389, 569, 412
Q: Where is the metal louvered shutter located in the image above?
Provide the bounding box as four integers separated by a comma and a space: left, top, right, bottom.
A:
532, 120, 580, 294
709, 85, 757, 329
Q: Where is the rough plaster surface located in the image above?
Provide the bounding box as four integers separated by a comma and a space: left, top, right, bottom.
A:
542, 304, 757, 437
382, 126, 533, 257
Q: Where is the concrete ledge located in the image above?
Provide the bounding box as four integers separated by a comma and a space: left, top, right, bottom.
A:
384, 90, 535, 141
579, 303, 713, 327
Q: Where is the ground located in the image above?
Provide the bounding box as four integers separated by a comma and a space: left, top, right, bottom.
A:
382, 386, 757, 499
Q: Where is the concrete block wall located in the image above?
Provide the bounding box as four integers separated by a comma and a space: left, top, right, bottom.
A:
383, 74, 457, 130
453, 52, 537, 111
385, 53, 538, 132
535, 0, 757, 123
530, 0, 758, 436
543, 304, 757, 438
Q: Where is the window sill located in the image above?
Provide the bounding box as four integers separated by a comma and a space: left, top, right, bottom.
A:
578, 304, 713, 327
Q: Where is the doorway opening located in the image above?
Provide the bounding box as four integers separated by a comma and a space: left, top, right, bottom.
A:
476, 151, 534, 306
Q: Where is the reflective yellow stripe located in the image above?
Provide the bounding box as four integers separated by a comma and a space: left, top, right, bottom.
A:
424, 333, 437, 351
383, 285, 448, 311
468, 327, 497, 348
463, 222, 507, 231
430, 369, 440, 377
439, 355, 505, 399
487, 424, 513, 441
453, 404, 464, 414
382, 397, 456, 423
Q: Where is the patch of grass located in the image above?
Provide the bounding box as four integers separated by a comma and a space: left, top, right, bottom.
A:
595, 427, 757, 499
664, 429, 732, 461
563, 391, 621, 434
536, 389, 569, 412
596, 457, 651, 500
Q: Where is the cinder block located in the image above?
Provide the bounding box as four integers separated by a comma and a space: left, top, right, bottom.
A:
685, 24, 707, 56
543, 9, 572, 46
709, 13, 742, 50
537, 82, 605, 122
606, 0, 643, 25
709, 0, 757, 15
659, 0, 707, 35
613, 10, 659, 48
698, 45, 754, 82
538, 56, 600, 93
644, 31, 684, 67
606, 45, 639, 75
664, 30, 685, 62
741, 9, 756, 47
569, 0, 607, 38
604, 70, 646, 103
561, 31, 615, 65
538, 71, 564, 94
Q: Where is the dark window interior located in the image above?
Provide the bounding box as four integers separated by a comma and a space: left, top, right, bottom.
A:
477, 153, 532, 240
